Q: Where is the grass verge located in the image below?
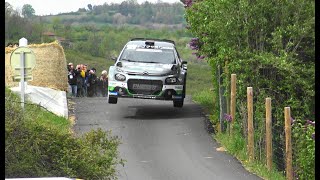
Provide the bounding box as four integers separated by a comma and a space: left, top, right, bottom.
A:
186, 61, 215, 114
214, 131, 286, 180
5, 87, 124, 179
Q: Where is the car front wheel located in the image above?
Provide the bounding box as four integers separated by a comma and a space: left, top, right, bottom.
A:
108, 96, 118, 104
173, 99, 184, 107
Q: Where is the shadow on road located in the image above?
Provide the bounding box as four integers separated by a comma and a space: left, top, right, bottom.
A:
124, 103, 204, 120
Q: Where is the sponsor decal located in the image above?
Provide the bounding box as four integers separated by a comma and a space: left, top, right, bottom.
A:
162, 85, 183, 90
175, 86, 183, 90
109, 81, 127, 88
172, 95, 182, 99
132, 84, 158, 90
109, 92, 118, 96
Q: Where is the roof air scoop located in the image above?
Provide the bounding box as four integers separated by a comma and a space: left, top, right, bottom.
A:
145, 40, 155, 48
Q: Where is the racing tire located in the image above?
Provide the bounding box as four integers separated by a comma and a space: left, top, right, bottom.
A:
183, 75, 187, 98
173, 99, 184, 108
108, 96, 118, 104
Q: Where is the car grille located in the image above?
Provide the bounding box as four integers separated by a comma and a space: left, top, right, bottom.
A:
128, 79, 163, 95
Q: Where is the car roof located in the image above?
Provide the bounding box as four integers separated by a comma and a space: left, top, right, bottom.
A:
127, 39, 175, 48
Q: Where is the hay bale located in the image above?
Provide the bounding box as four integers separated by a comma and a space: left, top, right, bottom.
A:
5, 41, 68, 91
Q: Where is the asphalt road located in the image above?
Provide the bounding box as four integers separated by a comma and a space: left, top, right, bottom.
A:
73, 96, 261, 180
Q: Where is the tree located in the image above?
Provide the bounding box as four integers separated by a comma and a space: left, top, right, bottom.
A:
5, 2, 13, 16
87, 4, 93, 11
5, 2, 26, 44
22, 4, 35, 18
183, 1, 314, 178
52, 17, 61, 34
78, 8, 87, 12
63, 22, 72, 39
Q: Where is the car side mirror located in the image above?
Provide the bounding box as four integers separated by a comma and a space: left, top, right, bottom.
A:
181, 61, 187, 70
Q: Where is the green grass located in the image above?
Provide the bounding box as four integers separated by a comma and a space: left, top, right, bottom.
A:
5, 88, 71, 133
186, 61, 215, 114
65, 49, 115, 75
5, 87, 123, 178
214, 131, 286, 180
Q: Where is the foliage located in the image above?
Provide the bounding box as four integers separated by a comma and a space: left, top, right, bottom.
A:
41, 1, 185, 26
5, 1, 188, 47
63, 25, 192, 59
64, 49, 115, 75
5, 88, 124, 179
292, 119, 315, 180
5, 3, 25, 44
214, 121, 286, 180
183, 0, 314, 178
22, 4, 35, 18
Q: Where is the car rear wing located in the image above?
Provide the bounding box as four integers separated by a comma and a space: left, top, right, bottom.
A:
130, 38, 175, 45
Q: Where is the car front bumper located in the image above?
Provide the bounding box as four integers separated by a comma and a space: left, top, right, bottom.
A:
108, 80, 184, 100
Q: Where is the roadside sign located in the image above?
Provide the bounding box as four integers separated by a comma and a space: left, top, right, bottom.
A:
10, 47, 36, 81
12, 74, 33, 81
10, 38, 35, 110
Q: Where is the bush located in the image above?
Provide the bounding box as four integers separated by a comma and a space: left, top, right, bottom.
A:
5, 88, 124, 179
292, 119, 315, 180
183, 0, 314, 178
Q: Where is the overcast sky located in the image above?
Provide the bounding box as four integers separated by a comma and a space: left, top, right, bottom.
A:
6, 0, 181, 16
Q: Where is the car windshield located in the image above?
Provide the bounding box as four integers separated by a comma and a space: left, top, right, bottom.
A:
120, 48, 176, 64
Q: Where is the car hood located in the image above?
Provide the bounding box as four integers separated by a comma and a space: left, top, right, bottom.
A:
120, 62, 175, 76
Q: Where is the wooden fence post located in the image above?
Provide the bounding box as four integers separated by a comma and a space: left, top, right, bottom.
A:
230, 74, 236, 133
247, 87, 254, 162
218, 65, 227, 133
266, 98, 272, 171
285, 107, 293, 180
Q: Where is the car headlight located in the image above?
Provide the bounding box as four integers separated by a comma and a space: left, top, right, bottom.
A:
115, 73, 126, 81
165, 77, 177, 84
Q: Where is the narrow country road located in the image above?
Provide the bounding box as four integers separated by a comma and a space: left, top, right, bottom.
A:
73, 96, 261, 180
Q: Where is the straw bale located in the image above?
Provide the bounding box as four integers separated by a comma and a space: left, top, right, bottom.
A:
5, 41, 68, 91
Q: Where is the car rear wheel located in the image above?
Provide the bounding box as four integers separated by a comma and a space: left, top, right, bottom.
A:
108, 96, 118, 104
173, 99, 184, 107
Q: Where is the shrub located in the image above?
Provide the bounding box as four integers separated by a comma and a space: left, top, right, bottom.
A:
5, 88, 124, 179
292, 119, 315, 180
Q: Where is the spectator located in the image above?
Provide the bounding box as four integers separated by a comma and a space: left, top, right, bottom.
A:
76, 64, 84, 97
98, 70, 108, 97
70, 63, 111, 98
87, 68, 98, 97
67, 62, 73, 71
13, 42, 19, 48
7, 43, 13, 47
67, 62, 74, 96
82, 64, 89, 97
68, 67, 79, 97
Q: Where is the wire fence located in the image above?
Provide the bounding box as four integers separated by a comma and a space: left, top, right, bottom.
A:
223, 72, 312, 179
235, 111, 287, 176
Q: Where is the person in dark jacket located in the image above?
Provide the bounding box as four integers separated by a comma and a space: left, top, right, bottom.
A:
82, 64, 89, 97
98, 70, 108, 97
76, 64, 84, 97
68, 66, 79, 97
87, 68, 98, 97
